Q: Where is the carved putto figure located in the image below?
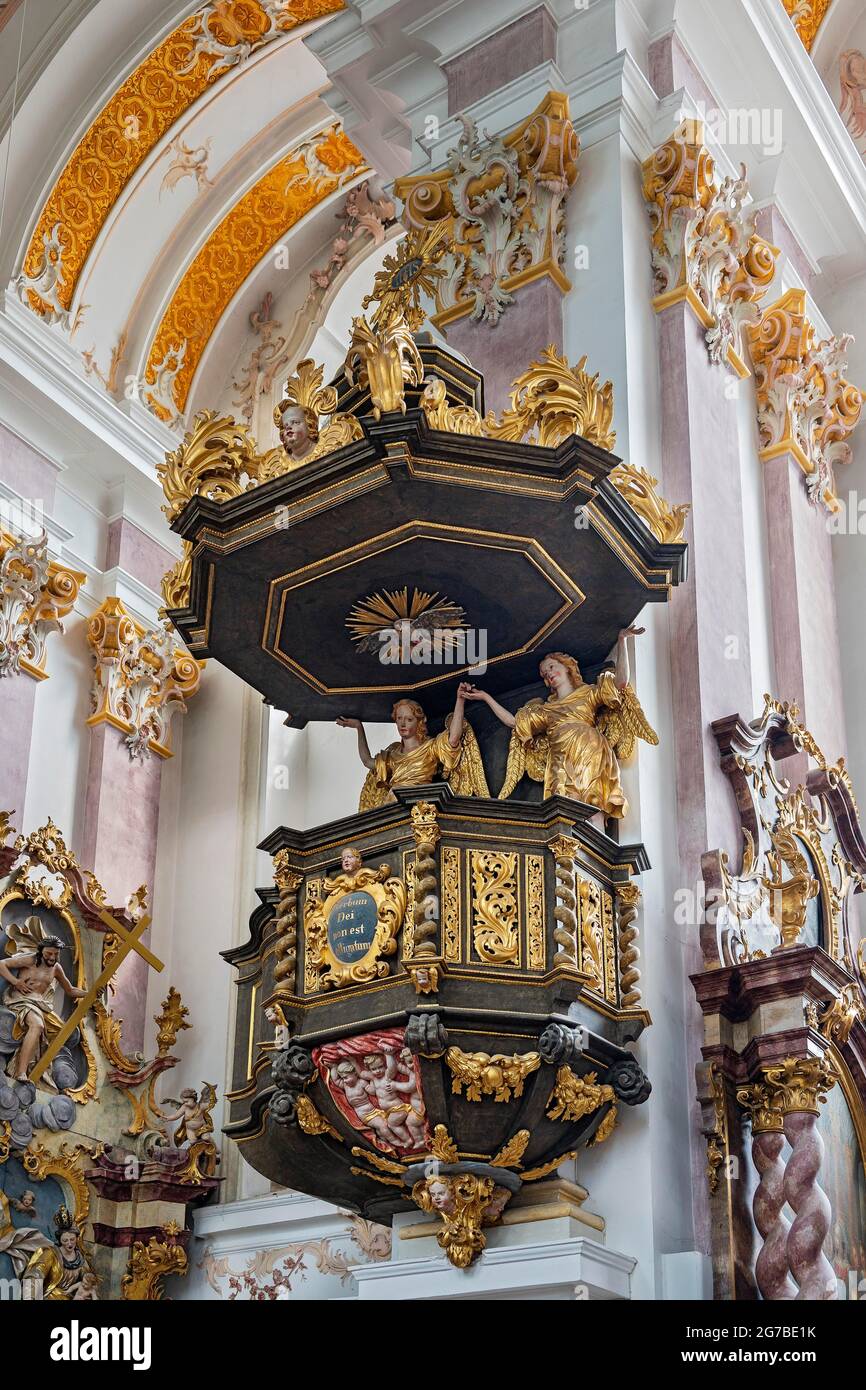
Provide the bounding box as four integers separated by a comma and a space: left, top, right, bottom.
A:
463, 627, 657, 818
161, 1084, 217, 1147
337, 688, 489, 811
272, 357, 363, 465
325, 1043, 427, 1152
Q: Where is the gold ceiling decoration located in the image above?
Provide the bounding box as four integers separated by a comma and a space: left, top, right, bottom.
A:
19, 0, 345, 319
346, 588, 467, 652
144, 125, 367, 417
780, 0, 832, 52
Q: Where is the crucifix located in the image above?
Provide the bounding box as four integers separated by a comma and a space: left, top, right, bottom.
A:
28, 906, 163, 1085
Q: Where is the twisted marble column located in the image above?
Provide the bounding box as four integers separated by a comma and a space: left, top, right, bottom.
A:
742, 1056, 838, 1302
783, 1111, 836, 1301
753, 1130, 797, 1300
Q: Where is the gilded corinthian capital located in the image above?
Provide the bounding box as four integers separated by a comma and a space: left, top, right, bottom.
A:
0, 528, 85, 681
394, 92, 579, 328
642, 121, 778, 375
87, 597, 202, 760
746, 288, 864, 510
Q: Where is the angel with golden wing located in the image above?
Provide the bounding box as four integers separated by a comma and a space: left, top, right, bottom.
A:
461, 628, 656, 818
337, 685, 489, 812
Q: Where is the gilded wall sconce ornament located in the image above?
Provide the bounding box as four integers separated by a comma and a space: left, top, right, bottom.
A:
817, 985, 865, 1046
87, 598, 202, 759
0, 529, 85, 680
302, 857, 407, 989
746, 288, 864, 510
642, 121, 779, 376
445, 1047, 541, 1102
546, 1066, 616, 1124
120, 1232, 188, 1301
395, 92, 579, 328
703, 1064, 729, 1194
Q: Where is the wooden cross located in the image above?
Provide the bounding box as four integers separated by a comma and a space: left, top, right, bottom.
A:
28, 907, 163, 1085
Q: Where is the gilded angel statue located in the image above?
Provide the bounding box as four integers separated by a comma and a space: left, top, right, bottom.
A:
462, 628, 656, 819
337, 687, 489, 812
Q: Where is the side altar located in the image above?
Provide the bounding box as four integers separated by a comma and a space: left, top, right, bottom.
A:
160, 229, 689, 1271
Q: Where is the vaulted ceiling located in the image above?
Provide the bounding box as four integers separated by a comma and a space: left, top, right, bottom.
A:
1, 0, 397, 446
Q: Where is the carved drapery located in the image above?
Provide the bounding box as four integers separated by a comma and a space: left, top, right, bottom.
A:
0, 529, 85, 679
746, 289, 864, 511
395, 92, 579, 328
86, 597, 202, 759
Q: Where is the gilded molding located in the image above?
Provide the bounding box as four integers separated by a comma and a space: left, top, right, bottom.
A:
470, 850, 519, 964
525, 853, 545, 971
18, 0, 345, 321
273, 850, 303, 994
780, 0, 832, 51
704, 1064, 729, 1192
0, 529, 85, 680
616, 881, 642, 1008
818, 984, 865, 1046
642, 121, 779, 375
441, 846, 461, 963
143, 125, 367, 419
395, 92, 579, 327
548, 834, 580, 971
86, 597, 202, 759
746, 288, 864, 509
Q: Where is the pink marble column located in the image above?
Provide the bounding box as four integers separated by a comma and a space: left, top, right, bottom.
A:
79, 726, 164, 1054
762, 453, 848, 759
752, 1129, 797, 1300
659, 302, 755, 885
783, 1111, 837, 1300
444, 278, 565, 415
0, 676, 38, 816
77, 519, 177, 1053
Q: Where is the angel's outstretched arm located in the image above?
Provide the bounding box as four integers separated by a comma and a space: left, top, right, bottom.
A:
459, 683, 515, 729
448, 685, 467, 747
336, 717, 375, 770
614, 625, 645, 688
